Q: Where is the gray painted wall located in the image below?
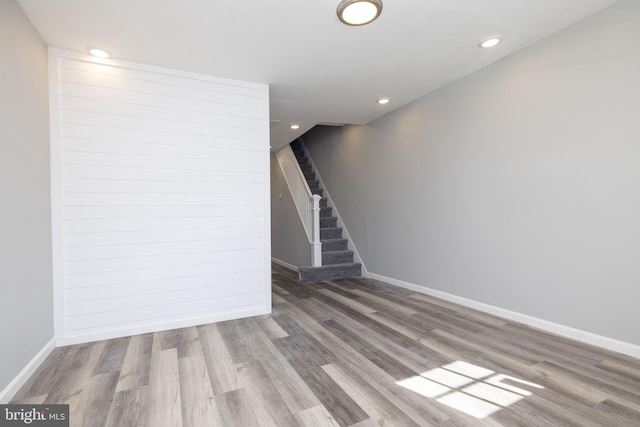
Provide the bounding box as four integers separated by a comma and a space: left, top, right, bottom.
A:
304, 0, 640, 346
270, 153, 311, 267
0, 0, 53, 394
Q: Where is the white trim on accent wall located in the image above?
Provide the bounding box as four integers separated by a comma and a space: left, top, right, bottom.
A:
0, 338, 56, 404
262, 86, 273, 312
366, 271, 640, 359
48, 51, 64, 340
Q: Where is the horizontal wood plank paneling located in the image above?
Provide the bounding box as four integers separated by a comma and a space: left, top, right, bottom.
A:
64, 292, 266, 331
50, 51, 270, 343
63, 248, 266, 275
59, 96, 264, 129
61, 179, 264, 195
60, 123, 258, 149
59, 110, 261, 140
64, 282, 265, 317
60, 139, 264, 161
61, 151, 261, 173
63, 238, 265, 261
64, 270, 265, 302
63, 259, 265, 288
62, 217, 264, 233
61, 165, 262, 183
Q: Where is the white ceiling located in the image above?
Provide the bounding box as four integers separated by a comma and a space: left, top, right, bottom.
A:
18, 0, 618, 150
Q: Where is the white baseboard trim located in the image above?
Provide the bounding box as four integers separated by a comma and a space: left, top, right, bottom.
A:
271, 257, 298, 271
57, 306, 269, 347
0, 337, 56, 403
366, 272, 640, 359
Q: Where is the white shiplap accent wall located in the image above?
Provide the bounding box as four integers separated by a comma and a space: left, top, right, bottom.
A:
49, 49, 271, 345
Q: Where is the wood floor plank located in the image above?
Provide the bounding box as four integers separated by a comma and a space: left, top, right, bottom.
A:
105, 386, 147, 427
348, 419, 381, 427
196, 323, 240, 395
316, 288, 377, 314
343, 288, 418, 315
213, 388, 262, 427
176, 326, 202, 359
116, 333, 153, 392
408, 292, 509, 328
599, 359, 640, 381
76, 372, 120, 427
596, 399, 640, 425
309, 294, 417, 348
532, 360, 640, 408
277, 301, 451, 426
13, 394, 48, 404
145, 348, 183, 427
217, 319, 262, 364
235, 360, 295, 427
243, 325, 322, 414
285, 365, 368, 427
425, 330, 629, 426
273, 293, 288, 304
254, 315, 290, 339
322, 319, 415, 380
12, 344, 90, 402
295, 405, 342, 427
178, 353, 220, 427
322, 363, 422, 427
93, 336, 131, 375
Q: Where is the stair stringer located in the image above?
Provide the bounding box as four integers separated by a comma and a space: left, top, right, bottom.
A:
297, 138, 369, 276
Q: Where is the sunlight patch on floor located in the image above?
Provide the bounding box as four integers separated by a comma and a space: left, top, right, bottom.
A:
396, 361, 544, 419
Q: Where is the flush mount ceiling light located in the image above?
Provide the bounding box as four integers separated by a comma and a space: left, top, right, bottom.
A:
377, 97, 390, 105
88, 48, 110, 58
479, 35, 502, 48
290, 124, 300, 130
337, 0, 383, 26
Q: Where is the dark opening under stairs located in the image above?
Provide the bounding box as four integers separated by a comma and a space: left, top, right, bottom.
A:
290, 140, 362, 282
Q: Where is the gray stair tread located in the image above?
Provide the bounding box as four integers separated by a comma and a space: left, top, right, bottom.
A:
298, 263, 362, 283
321, 239, 348, 251
298, 263, 361, 272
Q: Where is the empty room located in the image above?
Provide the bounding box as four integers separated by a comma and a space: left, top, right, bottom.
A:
1, 0, 640, 426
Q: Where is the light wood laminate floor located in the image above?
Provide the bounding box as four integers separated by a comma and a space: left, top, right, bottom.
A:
12, 263, 640, 426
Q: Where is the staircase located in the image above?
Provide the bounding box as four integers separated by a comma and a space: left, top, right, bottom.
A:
290, 140, 362, 282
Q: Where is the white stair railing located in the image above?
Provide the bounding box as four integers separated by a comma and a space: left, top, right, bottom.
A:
275, 145, 322, 267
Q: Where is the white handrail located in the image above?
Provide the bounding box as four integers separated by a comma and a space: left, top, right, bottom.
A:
275, 145, 322, 267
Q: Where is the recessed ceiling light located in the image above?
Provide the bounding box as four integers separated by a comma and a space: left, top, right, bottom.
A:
88, 48, 110, 58
377, 97, 391, 105
337, 0, 383, 26
479, 36, 502, 48
290, 124, 300, 130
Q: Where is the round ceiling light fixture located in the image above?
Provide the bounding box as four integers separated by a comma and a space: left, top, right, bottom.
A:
377, 97, 391, 105
290, 124, 300, 130
337, 0, 383, 26
479, 35, 502, 48
88, 48, 110, 58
